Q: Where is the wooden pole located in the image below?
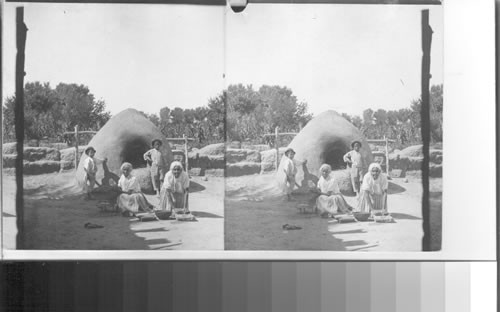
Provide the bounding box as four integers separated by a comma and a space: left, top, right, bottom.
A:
184, 134, 189, 173
275, 126, 279, 170
74, 125, 79, 169
385, 136, 389, 174
15, 7, 27, 249
421, 9, 433, 251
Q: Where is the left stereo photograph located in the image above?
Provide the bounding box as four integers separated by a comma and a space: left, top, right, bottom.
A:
2, 3, 226, 252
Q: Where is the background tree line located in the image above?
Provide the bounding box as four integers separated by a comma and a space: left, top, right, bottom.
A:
341, 84, 443, 148
3, 81, 442, 149
2, 81, 226, 147
138, 92, 226, 146
3, 82, 111, 144
139, 84, 312, 147
225, 84, 312, 144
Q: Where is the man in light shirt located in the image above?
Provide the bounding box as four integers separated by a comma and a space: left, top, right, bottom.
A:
343, 140, 365, 198
282, 148, 307, 201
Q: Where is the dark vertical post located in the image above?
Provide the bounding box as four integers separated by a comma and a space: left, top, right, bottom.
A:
0, 3, 3, 252
384, 136, 389, 173
421, 10, 432, 251
275, 126, 279, 170
496, 1, 500, 305
74, 125, 79, 169
15, 7, 27, 249
184, 134, 189, 172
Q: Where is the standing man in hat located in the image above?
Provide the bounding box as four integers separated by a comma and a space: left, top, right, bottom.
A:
343, 140, 365, 198
281, 148, 306, 201
144, 139, 167, 197
82, 146, 107, 199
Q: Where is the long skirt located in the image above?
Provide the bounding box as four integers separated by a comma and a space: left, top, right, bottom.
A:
116, 193, 152, 213
158, 190, 187, 211
316, 194, 352, 215
357, 191, 387, 213
349, 167, 363, 193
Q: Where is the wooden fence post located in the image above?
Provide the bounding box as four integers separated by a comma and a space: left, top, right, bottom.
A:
15, 6, 27, 249
74, 125, 79, 169
184, 134, 189, 173
275, 126, 279, 170
385, 136, 389, 174
421, 9, 433, 251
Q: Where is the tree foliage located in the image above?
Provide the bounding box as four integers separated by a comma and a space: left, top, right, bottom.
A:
3, 82, 111, 142
341, 84, 443, 147
226, 84, 312, 142
140, 92, 226, 146
140, 84, 310, 146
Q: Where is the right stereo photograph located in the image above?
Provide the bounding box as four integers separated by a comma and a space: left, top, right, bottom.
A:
223, 3, 443, 252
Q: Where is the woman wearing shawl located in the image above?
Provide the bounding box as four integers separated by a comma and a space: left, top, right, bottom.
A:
315, 164, 352, 217
116, 162, 154, 216
357, 162, 388, 214
159, 161, 190, 212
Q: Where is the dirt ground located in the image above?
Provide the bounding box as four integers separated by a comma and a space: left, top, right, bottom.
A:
2, 171, 224, 250
2, 170, 441, 251
225, 173, 442, 251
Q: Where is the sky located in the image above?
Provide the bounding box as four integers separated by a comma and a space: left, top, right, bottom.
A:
3, 3, 442, 117
226, 4, 443, 116
2, 3, 226, 115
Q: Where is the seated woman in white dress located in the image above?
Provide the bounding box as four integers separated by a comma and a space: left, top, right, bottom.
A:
357, 162, 388, 214
116, 162, 154, 216
158, 161, 190, 212
315, 164, 352, 217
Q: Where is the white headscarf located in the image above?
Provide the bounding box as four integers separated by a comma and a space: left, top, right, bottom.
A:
362, 162, 387, 194
368, 162, 382, 173
317, 164, 339, 194
318, 163, 332, 176
120, 162, 133, 171
170, 161, 184, 171
164, 160, 189, 192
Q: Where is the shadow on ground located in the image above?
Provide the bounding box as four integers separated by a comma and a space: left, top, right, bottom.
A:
390, 213, 422, 220
329, 229, 367, 235
190, 211, 223, 218
225, 197, 347, 251
23, 196, 172, 250
341, 240, 371, 247
430, 195, 442, 251
388, 182, 406, 194
189, 181, 206, 193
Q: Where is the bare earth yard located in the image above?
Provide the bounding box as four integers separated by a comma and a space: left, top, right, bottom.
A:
2, 171, 441, 251
2, 171, 224, 250
225, 173, 442, 251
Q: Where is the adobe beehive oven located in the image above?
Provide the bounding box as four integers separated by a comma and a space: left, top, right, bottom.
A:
277, 110, 373, 194
76, 109, 172, 192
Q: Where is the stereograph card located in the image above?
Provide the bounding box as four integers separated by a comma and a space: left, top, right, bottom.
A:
0, 0, 496, 261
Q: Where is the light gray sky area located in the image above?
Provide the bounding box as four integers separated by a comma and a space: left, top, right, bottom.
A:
226, 4, 443, 116
3, 3, 442, 117
2, 4, 226, 115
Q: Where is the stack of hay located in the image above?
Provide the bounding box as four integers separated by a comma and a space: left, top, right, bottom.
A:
259, 147, 288, 173
2, 142, 62, 175
187, 143, 225, 177
388, 144, 442, 178
225, 148, 262, 177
